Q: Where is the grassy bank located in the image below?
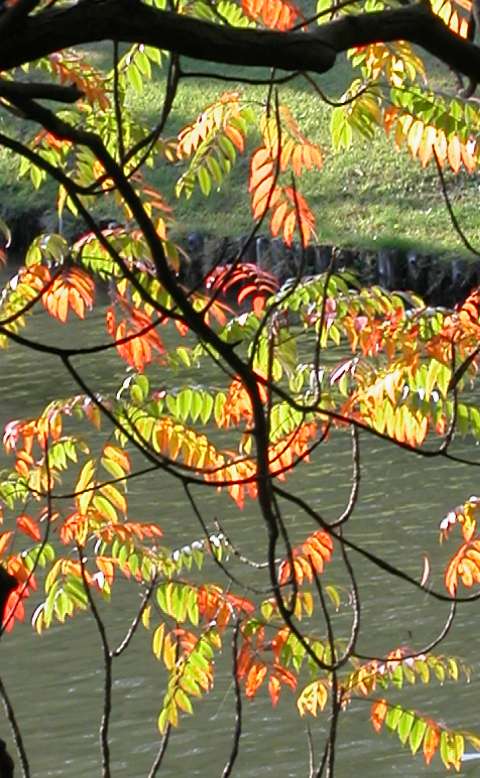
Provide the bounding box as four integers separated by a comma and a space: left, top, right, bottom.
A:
1, 52, 479, 258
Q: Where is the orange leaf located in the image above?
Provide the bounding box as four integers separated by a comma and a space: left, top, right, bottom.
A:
270, 200, 289, 236
407, 119, 424, 158
225, 592, 255, 614
418, 125, 436, 168
245, 661, 267, 698
252, 175, 277, 217
371, 699, 388, 733
423, 725, 440, 766
43, 268, 94, 323
16, 514, 41, 542
433, 130, 447, 165
102, 444, 131, 474
447, 135, 462, 173
249, 147, 273, 187
282, 209, 297, 246
0, 531, 13, 556
96, 556, 115, 586
224, 124, 245, 152
242, 0, 302, 31
268, 674, 281, 706
444, 538, 480, 594
279, 530, 333, 585
461, 139, 476, 173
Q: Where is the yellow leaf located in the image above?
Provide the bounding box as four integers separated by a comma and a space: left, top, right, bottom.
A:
407, 119, 424, 158
297, 679, 328, 717
75, 459, 95, 515
142, 605, 151, 630
163, 632, 177, 670
152, 623, 165, 659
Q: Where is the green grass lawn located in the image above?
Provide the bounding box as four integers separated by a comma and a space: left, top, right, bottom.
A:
1, 48, 479, 258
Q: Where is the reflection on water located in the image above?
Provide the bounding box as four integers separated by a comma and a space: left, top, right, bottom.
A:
0, 305, 479, 777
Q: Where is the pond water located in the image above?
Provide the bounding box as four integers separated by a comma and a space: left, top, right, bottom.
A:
1, 303, 480, 778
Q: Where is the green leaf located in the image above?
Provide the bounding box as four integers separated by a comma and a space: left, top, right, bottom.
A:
429, 657, 446, 683
414, 658, 430, 684
206, 155, 223, 186
101, 458, 126, 481
385, 704, 403, 731
172, 582, 187, 621
178, 388, 193, 422
131, 374, 150, 404
176, 347, 192, 367
200, 392, 214, 424
127, 63, 143, 93
409, 717, 427, 754
31, 164, 44, 189
425, 359, 441, 399
180, 675, 201, 697
157, 582, 168, 614
325, 585, 341, 610
134, 50, 151, 78
187, 589, 199, 625
218, 135, 236, 163
470, 406, 480, 438
447, 657, 459, 681
214, 393, 226, 426
397, 710, 415, 744
190, 390, 203, 423
197, 166, 212, 196
391, 664, 404, 689
436, 362, 451, 398
175, 688, 193, 714
331, 107, 354, 151
158, 708, 169, 734
92, 494, 117, 523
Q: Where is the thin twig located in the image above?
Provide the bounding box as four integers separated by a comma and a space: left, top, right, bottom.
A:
113, 41, 125, 165
433, 148, 480, 257
147, 724, 172, 778
221, 620, 242, 778
0, 678, 29, 778
112, 575, 158, 657
77, 543, 112, 778
354, 601, 456, 663
330, 425, 360, 527
184, 483, 272, 594
313, 571, 339, 778
307, 724, 316, 778
275, 485, 480, 603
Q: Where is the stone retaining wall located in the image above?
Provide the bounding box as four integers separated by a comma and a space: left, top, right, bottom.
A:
6, 212, 479, 308
183, 232, 480, 307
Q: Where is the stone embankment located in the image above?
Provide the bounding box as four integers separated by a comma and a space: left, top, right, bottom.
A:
6, 211, 480, 308
184, 232, 480, 307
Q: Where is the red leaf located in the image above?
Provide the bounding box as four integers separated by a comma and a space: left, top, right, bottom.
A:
16, 514, 41, 541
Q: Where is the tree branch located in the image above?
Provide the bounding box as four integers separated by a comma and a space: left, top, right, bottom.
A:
0, 80, 83, 103
2, 0, 480, 86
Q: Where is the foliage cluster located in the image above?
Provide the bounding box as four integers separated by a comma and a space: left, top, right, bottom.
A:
0, 0, 480, 775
